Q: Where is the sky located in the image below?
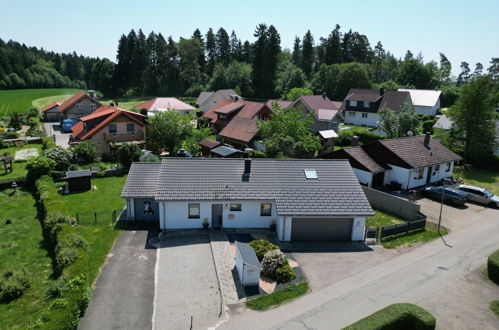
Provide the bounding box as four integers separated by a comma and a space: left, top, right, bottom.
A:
1, 0, 498, 76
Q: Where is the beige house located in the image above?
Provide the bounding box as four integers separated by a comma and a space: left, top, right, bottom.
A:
57, 92, 102, 121
70, 105, 147, 155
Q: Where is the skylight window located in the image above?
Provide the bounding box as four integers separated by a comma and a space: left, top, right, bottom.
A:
304, 169, 318, 180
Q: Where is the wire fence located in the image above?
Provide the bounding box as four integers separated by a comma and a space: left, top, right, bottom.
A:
75, 210, 124, 225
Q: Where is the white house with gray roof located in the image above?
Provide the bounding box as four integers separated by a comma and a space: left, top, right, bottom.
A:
398, 89, 441, 116
121, 158, 373, 242
196, 89, 240, 112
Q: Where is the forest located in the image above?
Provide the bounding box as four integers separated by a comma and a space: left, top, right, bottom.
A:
1, 24, 498, 104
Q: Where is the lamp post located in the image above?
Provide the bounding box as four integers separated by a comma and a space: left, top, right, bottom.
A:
437, 178, 451, 234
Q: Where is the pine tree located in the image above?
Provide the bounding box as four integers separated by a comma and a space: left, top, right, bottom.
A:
205, 28, 216, 75
252, 24, 268, 98
192, 28, 206, 76
215, 28, 230, 66
301, 30, 314, 78
324, 24, 342, 64
292, 36, 301, 66
439, 52, 452, 83
457, 61, 471, 86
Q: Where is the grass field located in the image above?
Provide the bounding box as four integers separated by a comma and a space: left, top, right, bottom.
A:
454, 167, 499, 195
0, 188, 53, 328
246, 282, 309, 311
100, 96, 150, 111
366, 210, 404, 228
0, 88, 84, 115
381, 227, 446, 249
0, 143, 43, 179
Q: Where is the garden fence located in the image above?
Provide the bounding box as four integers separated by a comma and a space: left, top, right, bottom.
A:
76, 209, 124, 225
379, 217, 426, 239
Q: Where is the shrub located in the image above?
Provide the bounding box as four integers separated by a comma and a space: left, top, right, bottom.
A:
251, 150, 266, 158
117, 142, 141, 170
27, 107, 40, 119
45, 279, 66, 299
488, 249, 499, 285
72, 141, 97, 164
42, 136, 57, 150
26, 156, 56, 182
336, 128, 384, 147
51, 298, 69, 309
28, 116, 40, 129
342, 303, 436, 330
44, 147, 74, 171
0, 269, 30, 303
261, 250, 287, 279
248, 240, 279, 261
275, 264, 296, 283
3, 131, 19, 139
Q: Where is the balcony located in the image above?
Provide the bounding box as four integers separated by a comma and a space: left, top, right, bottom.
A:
104, 130, 144, 143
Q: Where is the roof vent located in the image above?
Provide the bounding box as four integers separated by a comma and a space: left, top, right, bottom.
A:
304, 169, 318, 180
424, 132, 431, 148
322, 92, 327, 100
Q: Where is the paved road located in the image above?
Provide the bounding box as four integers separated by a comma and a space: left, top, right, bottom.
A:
217, 207, 499, 330
42, 122, 70, 147
79, 228, 157, 330
154, 235, 222, 330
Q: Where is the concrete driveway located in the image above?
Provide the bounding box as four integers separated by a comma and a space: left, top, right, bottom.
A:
79, 226, 157, 330
154, 235, 222, 330
42, 122, 71, 147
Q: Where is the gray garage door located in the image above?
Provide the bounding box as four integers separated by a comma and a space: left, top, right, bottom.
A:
291, 217, 353, 241
134, 198, 159, 221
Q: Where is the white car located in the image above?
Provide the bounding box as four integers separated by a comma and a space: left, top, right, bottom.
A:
457, 184, 499, 208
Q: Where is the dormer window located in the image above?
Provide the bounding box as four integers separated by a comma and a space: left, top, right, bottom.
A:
219, 114, 227, 120
349, 100, 357, 107
364, 102, 370, 108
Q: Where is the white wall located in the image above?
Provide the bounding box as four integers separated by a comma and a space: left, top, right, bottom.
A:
414, 105, 438, 116
351, 217, 366, 241
126, 198, 135, 220
383, 162, 455, 189
161, 200, 276, 229
353, 168, 373, 187
344, 111, 380, 127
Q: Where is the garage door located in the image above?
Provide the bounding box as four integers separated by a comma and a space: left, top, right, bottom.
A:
291, 217, 353, 241
134, 198, 159, 221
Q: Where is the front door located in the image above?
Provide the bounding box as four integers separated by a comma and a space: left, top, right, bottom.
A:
212, 204, 223, 229
426, 167, 432, 184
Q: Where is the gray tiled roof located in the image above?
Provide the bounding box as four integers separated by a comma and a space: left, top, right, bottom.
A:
121, 162, 162, 198
235, 241, 262, 269
124, 158, 373, 216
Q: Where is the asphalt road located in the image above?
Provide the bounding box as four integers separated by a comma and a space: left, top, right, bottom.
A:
79, 228, 157, 330
217, 207, 499, 330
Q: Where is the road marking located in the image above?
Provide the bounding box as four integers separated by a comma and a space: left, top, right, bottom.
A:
151, 246, 160, 330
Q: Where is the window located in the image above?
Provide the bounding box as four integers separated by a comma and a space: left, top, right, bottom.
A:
90, 104, 97, 110
364, 102, 370, 108
349, 111, 356, 117
260, 203, 272, 216
108, 124, 117, 133
417, 168, 424, 179
349, 100, 357, 107
188, 203, 200, 218
219, 114, 227, 120
126, 123, 135, 133
361, 113, 368, 118
230, 203, 242, 211
76, 104, 83, 110
304, 169, 318, 180
435, 164, 440, 171
446, 162, 451, 172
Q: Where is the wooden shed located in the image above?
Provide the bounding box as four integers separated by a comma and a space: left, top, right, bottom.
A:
66, 169, 92, 193
234, 241, 262, 286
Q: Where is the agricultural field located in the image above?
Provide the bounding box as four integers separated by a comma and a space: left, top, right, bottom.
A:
0, 88, 84, 115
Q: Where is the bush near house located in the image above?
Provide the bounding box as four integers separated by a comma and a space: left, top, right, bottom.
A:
342, 303, 436, 330
488, 249, 499, 285
336, 128, 384, 147
248, 239, 279, 261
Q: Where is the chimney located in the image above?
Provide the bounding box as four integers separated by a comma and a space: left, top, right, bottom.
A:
110, 102, 115, 107
322, 92, 327, 100
424, 132, 431, 148
88, 90, 95, 98
379, 87, 385, 96
242, 158, 251, 182
351, 135, 360, 146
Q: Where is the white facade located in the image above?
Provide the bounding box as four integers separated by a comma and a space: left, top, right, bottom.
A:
353, 168, 373, 187
344, 111, 380, 127
382, 162, 455, 189
414, 103, 439, 116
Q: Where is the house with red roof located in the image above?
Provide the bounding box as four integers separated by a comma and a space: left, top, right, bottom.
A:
136, 97, 196, 116
45, 92, 102, 122
202, 98, 271, 149
70, 105, 147, 155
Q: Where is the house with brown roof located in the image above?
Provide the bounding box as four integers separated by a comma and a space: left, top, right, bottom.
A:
54, 92, 102, 122
136, 97, 196, 117
323, 133, 462, 189
288, 94, 343, 133
70, 105, 147, 155
342, 88, 412, 127
41, 102, 61, 121
202, 98, 271, 148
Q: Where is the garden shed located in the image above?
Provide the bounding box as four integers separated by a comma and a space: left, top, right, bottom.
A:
66, 169, 92, 193
235, 241, 262, 286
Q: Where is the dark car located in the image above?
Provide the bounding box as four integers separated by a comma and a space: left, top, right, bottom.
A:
422, 186, 468, 205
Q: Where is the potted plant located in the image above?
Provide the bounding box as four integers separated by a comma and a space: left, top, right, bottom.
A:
203, 217, 209, 229
270, 219, 277, 232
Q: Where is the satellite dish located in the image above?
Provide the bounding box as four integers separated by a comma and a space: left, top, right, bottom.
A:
407, 130, 413, 136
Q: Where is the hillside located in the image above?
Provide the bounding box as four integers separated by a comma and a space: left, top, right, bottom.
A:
0, 88, 83, 115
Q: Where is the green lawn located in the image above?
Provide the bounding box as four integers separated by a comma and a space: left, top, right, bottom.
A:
366, 210, 404, 228
381, 227, 447, 249
0, 188, 53, 329
0, 88, 83, 115
0, 143, 43, 179
99, 96, 151, 111
59, 175, 127, 216
246, 282, 309, 311
491, 301, 499, 318
454, 167, 499, 195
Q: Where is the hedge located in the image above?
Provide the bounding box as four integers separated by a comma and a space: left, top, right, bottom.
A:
488, 249, 499, 285
33, 175, 90, 329
0, 177, 27, 190
342, 303, 436, 330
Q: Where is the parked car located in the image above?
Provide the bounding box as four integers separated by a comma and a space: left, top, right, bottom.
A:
457, 184, 499, 208
61, 119, 75, 133
421, 186, 468, 205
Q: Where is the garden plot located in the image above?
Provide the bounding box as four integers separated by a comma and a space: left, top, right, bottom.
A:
14, 148, 38, 161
